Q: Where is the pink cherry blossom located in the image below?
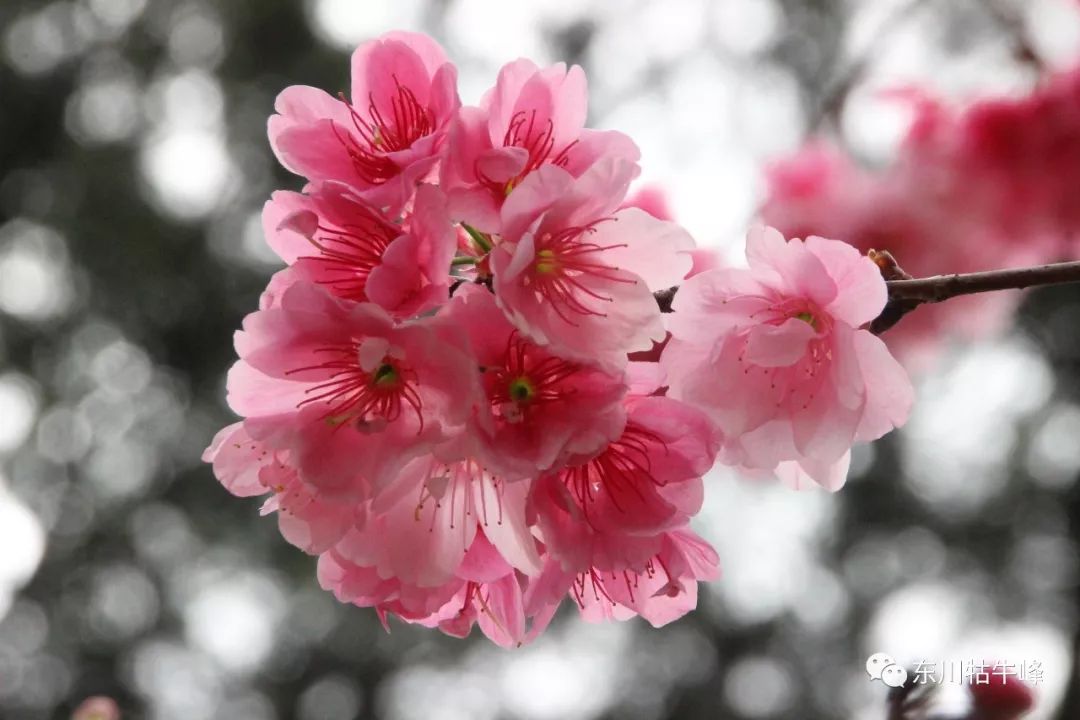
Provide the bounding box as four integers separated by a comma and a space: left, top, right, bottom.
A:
761, 65, 1080, 367
530, 394, 718, 573
322, 525, 717, 645
331, 454, 541, 588
524, 528, 719, 631
662, 226, 914, 489
264, 182, 455, 317
269, 31, 459, 214
204, 31, 929, 646
441, 58, 640, 232
439, 284, 627, 479
203, 423, 357, 554
320, 530, 539, 648
258, 460, 358, 555
228, 281, 478, 498
72, 696, 121, 720
490, 159, 696, 371
317, 548, 465, 631
202, 421, 278, 498
900, 69, 1080, 249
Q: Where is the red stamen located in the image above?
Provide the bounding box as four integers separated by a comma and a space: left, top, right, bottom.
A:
476, 110, 578, 196
524, 219, 635, 326
562, 423, 668, 525
334, 76, 434, 186
301, 207, 400, 301
485, 332, 581, 419
572, 568, 616, 609
286, 344, 423, 429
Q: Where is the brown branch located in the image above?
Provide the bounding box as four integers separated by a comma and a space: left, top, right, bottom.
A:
885, 262, 1080, 303
871, 259, 1080, 333
653, 258, 1080, 335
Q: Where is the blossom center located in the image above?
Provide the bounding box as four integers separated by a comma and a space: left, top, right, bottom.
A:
534, 249, 559, 275
508, 377, 535, 403
523, 220, 632, 326
373, 362, 400, 386
486, 333, 580, 420
753, 297, 829, 334
287, 344, 423, 429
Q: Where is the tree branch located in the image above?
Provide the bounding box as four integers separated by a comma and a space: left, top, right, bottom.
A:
872, 259, 1080, 333
653, 258, 1080, 335
884, 262, 1080, 303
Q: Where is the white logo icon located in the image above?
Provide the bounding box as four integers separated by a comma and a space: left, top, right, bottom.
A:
866, 653, 894, 681
881, 664, 908, 688
867, 653, 908, 688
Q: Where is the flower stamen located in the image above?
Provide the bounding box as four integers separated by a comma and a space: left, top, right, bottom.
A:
300, 208, 400, 301
334, 77, 434, 185
287, 344, 423, 430
525, 219, 632, 326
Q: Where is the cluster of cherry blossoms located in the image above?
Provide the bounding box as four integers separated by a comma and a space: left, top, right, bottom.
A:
763, 67, 1080, 366
204, 31, 914, 646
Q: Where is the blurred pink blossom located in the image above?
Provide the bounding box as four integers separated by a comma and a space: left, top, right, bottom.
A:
763, 68, 1080, 365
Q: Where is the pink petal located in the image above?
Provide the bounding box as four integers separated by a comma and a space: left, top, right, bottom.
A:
475, 477, 542, 576
742, 317, 817, 367
853, 331, 915, 441
202, 422, 272, 497
745, 225, 837, 306
775, 452, 851, 492
806, 235, 888, 327
351, 36, 437, 110
590, 207, 694, 290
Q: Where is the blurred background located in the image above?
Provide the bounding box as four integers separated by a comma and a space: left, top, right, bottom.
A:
2, 0, 1080, 718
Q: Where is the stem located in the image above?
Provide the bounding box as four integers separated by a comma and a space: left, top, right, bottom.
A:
884, 262, 1080, 303
451, 256, 478, 267
461, 223, 492, 254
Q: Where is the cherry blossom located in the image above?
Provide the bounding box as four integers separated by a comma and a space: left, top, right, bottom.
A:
269, 31, 459, 214
228, 280, 478, 498
662, 226, 914, 489
490, 159, 695, 370
264, 182, 455, 317
440, 284, 628, 480
205, 32, 920, 646
529, 394, 718, 573
441, 58, 640, 233
762, 68, 1080, 365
